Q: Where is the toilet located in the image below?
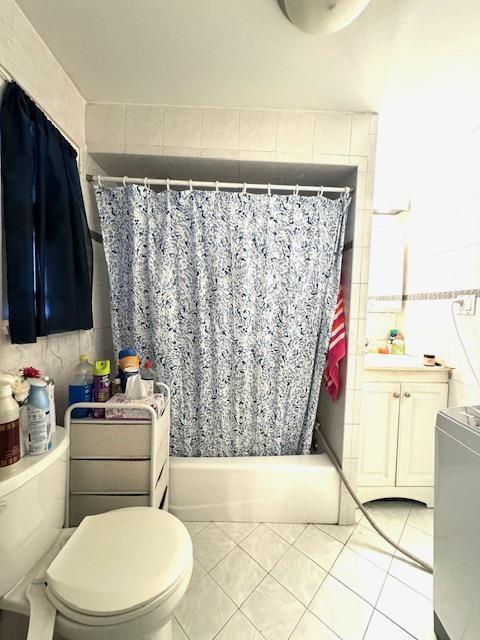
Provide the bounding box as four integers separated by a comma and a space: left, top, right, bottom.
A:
0, 427, 192, 640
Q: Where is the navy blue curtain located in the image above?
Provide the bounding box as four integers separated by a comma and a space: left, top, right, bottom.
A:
0, 82, 93, 344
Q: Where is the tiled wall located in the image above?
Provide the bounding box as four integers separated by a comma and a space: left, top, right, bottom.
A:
86, 102, 377, 524
86, 103, 376, 174
366, 313, 402, 346
382, 123, 480, 407
0, 2, 112, 421
0, 0, 84, 146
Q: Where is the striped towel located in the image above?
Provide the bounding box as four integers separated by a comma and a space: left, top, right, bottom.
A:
323, 287, 347, 401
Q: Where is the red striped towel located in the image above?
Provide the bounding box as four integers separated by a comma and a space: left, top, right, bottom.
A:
323, 287, 347, 401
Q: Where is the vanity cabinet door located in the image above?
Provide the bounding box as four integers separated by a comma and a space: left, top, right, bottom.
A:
396, 382, 448, 487
358, 382, 401, 487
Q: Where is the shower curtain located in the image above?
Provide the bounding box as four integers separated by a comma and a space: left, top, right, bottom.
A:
95, 186, 349, 457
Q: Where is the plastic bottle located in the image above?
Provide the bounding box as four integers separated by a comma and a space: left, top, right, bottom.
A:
140, 359, 155, 396
392, 336, 405, 355
26, 379, 51, 455
0, 382, 21, 468
93, 360, 111, 418
44, 376, 56, 435
111, 377, 122, 397
69, 355, 94, 419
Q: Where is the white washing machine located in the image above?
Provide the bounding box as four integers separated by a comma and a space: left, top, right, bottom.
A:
435, 405, 480, 640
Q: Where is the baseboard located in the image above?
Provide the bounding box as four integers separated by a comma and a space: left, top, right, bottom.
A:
434, 612, 451, 640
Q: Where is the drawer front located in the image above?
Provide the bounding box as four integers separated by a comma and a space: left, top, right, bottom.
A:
69, 494, 150, 526
70, 460, 150, 492
70, 423, 151, 458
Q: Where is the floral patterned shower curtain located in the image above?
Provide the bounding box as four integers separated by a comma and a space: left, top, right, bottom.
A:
95, 185, 349, 457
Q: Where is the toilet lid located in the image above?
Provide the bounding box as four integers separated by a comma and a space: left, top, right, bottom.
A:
46, 507, 192, 616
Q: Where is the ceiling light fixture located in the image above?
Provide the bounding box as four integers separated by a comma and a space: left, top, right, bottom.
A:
279, 0, 371, 35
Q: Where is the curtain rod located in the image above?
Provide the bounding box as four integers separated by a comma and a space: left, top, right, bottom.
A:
86, 174, 352, 195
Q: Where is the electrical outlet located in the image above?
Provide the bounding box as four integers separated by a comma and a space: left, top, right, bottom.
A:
457, 294, 477, 316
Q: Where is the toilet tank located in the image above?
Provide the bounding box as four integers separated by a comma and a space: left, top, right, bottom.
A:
0, 427, 68, 597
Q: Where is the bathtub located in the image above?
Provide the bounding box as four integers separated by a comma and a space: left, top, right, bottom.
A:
169, 453, 340, 523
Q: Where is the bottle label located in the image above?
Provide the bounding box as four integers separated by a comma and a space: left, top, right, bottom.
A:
27, 407, 50, 455
93, 376, 111, 418
0, 419, 21, 467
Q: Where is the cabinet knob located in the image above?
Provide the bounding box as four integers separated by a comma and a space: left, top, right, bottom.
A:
393, 392, 400, 398
404, 392, 411, 398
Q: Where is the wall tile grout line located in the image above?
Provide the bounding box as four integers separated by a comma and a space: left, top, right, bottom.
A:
369, 287, 480, 302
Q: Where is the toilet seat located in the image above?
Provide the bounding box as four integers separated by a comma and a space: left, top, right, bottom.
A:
45, 507, 192, 626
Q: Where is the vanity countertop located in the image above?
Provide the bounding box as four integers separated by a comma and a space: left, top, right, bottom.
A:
364, 354, 451, 371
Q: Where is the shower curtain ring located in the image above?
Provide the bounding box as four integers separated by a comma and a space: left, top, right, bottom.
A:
189, 179, 193, 192
166, 178, 170, 191
144, 177, 149, 188
345, 187, 350, 198
123, 176, 127, 187
267, 183, 272, 196
215, 180, 219, 193
97, 175, 102, 187
295, 184, 299, 196
243, 182, 247, 194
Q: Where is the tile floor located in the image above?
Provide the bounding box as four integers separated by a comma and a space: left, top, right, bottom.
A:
172, 500, 435, 640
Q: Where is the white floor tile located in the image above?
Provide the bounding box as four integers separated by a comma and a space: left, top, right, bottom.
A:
377, 575, 435, 640
183, 521, 210, 537
174, 574, 236, 640
265, 523, 306, 544
347, 524, 395, 571
397, 524, 433, 566
176, 501, 434, 640
216, 522, 259, 544
364, 610, 415, 640
241, 575, 305, 640
210, 547, 266, 606
294, 525, 343, 571
290, 610, 341, 639
389, 554, 433, 600
239, 524, 290, 571
316, 523, 356, 544
192, 523, 236, 571
187, 558, 207, 591
214, 610, 264, 640
330, 546, 386, 606
271, 547, 327, 606
407, 506, 434, 537
172, 618, 189, 640
309, 575, 373, 640
359, 506, 408, 543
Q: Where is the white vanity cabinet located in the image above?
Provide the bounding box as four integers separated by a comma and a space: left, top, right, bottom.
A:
358, 356, 449, 507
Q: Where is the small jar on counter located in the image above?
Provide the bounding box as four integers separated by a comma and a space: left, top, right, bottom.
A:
424, 354, 436, 367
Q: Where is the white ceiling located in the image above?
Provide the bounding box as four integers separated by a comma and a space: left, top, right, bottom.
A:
15, 0, 480, 119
